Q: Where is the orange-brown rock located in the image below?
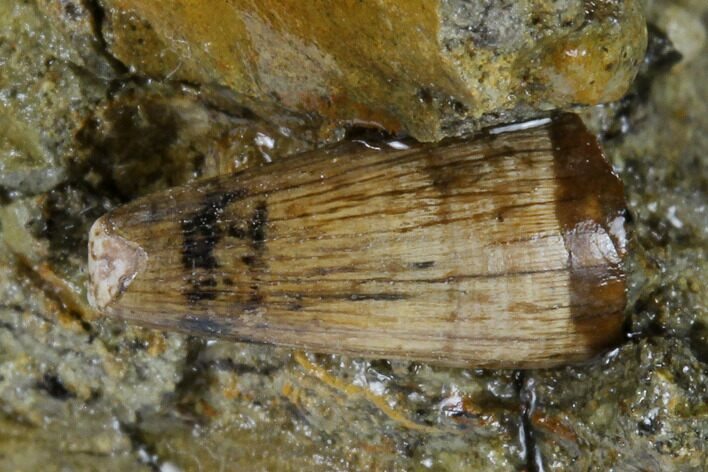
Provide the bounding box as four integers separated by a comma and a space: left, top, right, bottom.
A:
101, 0, 647, 141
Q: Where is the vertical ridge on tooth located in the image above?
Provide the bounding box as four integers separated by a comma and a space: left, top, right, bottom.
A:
87, 216, 147, 310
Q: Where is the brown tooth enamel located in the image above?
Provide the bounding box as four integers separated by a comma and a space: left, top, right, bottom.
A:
88, 114, 627, 368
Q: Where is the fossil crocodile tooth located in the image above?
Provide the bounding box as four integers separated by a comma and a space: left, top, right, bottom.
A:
88, 113, 627, 368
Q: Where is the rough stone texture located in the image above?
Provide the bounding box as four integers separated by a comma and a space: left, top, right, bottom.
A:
0, 1, 107, 194
99, 0, 647, 141
0, 0, 705, 470
528, 339, 706, 470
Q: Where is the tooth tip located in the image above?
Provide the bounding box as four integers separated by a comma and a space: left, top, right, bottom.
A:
88, 216, 146, 311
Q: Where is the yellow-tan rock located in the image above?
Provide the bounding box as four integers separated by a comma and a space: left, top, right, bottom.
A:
101, 0, 647, 141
